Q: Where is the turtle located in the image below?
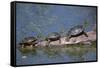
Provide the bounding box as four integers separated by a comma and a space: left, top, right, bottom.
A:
19, 36, 38, 48
45, 32, 61, 46
66, 25, 88, 41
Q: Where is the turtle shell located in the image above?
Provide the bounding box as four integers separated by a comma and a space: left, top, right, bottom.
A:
47, 32, 60, 41
68, 25, 84, 36
20, 37, 37, 45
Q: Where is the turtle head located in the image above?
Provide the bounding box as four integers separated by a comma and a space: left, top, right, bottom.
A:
19, 42, 24, 45
45, 37, 48, 41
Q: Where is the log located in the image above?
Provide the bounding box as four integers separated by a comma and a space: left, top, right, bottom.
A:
35, 31, 96, 46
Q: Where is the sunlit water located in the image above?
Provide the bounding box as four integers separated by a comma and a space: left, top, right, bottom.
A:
16, 45, 97, 65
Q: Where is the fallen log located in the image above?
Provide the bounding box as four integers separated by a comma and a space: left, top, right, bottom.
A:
36, 31, 96, 46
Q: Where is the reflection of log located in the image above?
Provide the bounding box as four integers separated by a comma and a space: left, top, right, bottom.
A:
36, 31, 96, 46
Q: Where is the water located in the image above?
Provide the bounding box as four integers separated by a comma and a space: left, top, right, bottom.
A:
16, 45, 97, 65
16, 3, 97, 43
15, 3, 97, 65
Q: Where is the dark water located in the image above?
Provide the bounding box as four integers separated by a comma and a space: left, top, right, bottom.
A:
16, 45, 97, 65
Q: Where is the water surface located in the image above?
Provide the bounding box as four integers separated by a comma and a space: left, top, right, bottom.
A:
16, 44, 97, 65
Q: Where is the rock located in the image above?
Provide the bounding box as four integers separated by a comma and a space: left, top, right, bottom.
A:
35, 41, 48, 47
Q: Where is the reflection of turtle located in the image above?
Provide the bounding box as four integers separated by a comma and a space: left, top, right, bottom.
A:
19, 37, 38, 48
45, 32, 61, 46
66, 25, 88, 41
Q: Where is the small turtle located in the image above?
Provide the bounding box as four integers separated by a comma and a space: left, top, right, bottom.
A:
19, 37, 38, 48
45, 32, 61, 46
66, 25, 88, 41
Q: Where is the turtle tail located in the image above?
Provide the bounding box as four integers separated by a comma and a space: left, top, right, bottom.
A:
83, 31, 88, 37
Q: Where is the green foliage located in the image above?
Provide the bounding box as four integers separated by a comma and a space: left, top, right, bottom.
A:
59, 24, 66, 37
83, 20, 90, 29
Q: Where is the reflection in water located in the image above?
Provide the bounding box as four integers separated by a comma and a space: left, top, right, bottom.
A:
17, 42, 96, 65
18, 47, 37, 57
64, 47, 88, 61
43, 47, 62, 58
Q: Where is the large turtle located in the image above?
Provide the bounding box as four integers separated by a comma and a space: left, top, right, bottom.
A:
66, 25, 88, 41
45, 32, 61, 46
19, 37, 38, 48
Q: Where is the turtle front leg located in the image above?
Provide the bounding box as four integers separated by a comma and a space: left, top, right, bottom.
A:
83, 31, 88, 37
19, 43, 25, 48
21, 44, 25, 48
66, 36, 71, 42
30, 44, 33, 48
59, 38, 61, 44
48, 40, 51, 46
46, 39, 50, 46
